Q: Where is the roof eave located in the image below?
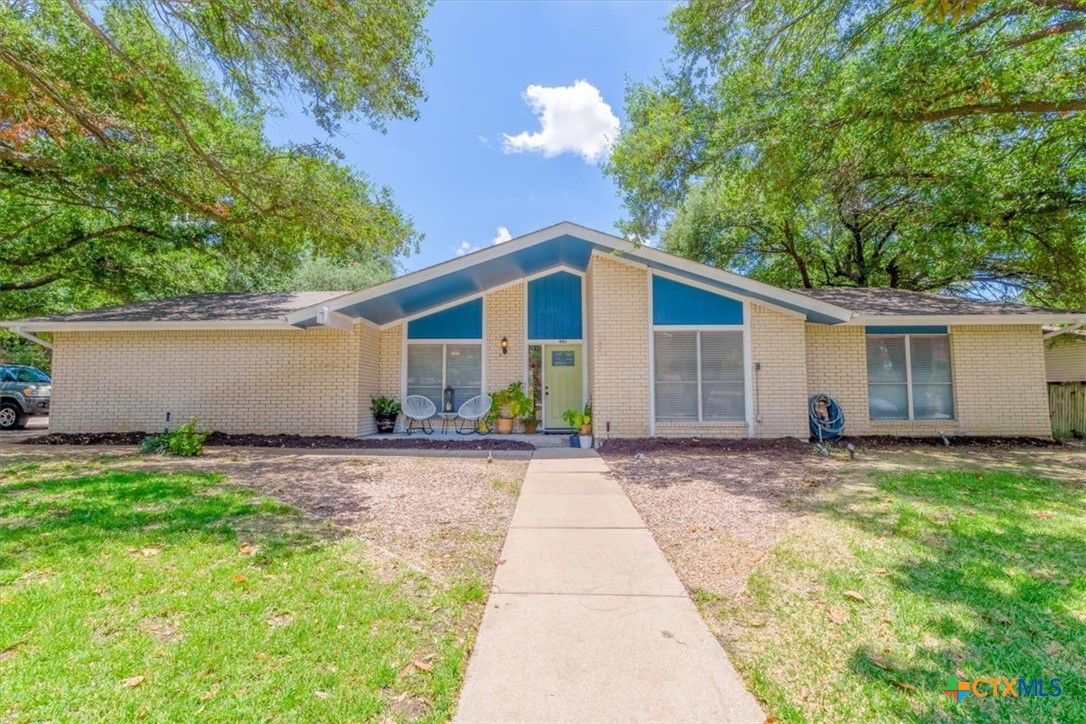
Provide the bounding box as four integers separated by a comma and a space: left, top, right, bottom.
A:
842, 313, 1086, 326
0, 319, 299, 332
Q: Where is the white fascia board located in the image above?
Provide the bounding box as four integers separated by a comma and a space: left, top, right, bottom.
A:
315, 307, 357, 332
1043, 320, 1086, 339
9, 326, 53, 350
287, 221, 597, 325
588, 248, 849, 322
0, 319, 297, 332
844, 314, 1086, 326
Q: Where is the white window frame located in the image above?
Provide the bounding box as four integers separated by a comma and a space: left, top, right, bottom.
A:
652, 325, 746, 424
403, 338, 485, 409
866, 333, 954, 421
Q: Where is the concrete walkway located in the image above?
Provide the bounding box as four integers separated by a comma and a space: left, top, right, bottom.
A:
455, 449, 764, 723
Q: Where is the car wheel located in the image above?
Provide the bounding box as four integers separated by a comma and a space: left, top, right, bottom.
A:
0, 402, 27, 430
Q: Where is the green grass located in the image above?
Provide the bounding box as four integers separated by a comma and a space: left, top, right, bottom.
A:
714, 469, 1085, 723
1, 462, 485, 722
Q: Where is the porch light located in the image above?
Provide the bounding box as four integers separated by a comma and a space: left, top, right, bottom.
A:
500, 336, 509, 355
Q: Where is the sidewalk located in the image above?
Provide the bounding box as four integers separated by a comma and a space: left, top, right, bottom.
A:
455, 448, 764, 723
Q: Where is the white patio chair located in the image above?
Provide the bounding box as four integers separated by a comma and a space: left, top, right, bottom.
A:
402, 395, 436, 435
456, 394, 491, 435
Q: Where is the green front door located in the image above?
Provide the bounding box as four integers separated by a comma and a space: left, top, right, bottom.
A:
543, 344, 583, 429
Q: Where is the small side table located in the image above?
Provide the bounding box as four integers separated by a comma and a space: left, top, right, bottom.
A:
438, 412, 458, 434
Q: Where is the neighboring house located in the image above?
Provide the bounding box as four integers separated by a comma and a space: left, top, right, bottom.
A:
1044, 328, 1086, 383
3, 222, 1084, 439
1043, 327, 1086, 438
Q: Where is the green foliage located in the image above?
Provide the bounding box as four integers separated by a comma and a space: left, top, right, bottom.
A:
139, 418, 210, 457
369, 395, 402, 416
0, 462, 477, 720
720, 467, 1086, 721
273, 253, 395, 292
0, 0, 429, 318
561, 405, 591, 429
0, 330, 51, 372
491, 381, 530, 420
607, 0, 1086, 308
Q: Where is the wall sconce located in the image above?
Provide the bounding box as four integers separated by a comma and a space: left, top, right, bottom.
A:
500, 336, 509, 355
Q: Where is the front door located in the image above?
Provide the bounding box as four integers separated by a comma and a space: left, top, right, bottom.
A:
543, 344, 583, 429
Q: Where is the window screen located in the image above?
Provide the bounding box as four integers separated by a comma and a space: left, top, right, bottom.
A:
866, 335, 954, 421
700, 331, 745, 420
654, 331, 698, 420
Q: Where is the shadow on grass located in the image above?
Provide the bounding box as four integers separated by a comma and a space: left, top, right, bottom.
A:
0, 470, 335, 574
830, 469, 1085, 720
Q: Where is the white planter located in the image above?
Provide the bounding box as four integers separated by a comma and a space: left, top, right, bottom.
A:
578, 435, 593, 449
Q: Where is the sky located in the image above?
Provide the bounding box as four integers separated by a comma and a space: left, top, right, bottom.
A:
265, 1, 676, 273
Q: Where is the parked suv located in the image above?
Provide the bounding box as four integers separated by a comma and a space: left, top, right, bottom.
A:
0, 365, 51, 430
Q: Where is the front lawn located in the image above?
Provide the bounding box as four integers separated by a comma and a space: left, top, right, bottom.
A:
714, 468, 1086, 722
0, 460, 490, 721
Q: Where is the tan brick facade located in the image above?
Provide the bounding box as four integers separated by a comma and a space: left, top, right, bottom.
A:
805, 323, 1050, 437
586, 255, 650, 438
485, 282, 525, 392
44, 273, 1053, 440
50, 328, 363, 436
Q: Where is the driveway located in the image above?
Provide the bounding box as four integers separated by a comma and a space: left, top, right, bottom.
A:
0, 415, 48, 439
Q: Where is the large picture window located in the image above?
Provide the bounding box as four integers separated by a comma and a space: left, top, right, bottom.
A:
406, 343, 482, 412
866, 334, 954, 421
654, 330, 745, 422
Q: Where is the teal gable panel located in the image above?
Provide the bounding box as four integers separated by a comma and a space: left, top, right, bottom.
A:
407, 298, 483, 339
528, 271, 583, 340
652, 276, 744, 325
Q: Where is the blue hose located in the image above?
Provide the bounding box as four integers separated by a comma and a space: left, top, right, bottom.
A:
809, 394, 845, 442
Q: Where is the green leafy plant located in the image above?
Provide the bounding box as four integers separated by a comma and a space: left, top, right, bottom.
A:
370, 396, 402, 416
561, 408, 586, 429
491, 382, 530, 420
140, 417, 210, 457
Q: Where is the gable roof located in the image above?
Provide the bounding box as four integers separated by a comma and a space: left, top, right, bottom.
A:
794, 288, 1074, 319
3, 222, 1084, 332
4, 292, 344, 329
284, 221, 853, 327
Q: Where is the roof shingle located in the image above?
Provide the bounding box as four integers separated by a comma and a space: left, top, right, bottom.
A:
792, 287, 1075, 317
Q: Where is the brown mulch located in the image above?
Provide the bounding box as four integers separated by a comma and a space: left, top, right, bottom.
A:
21, 431, 534, 451
599, 435, 1063, 456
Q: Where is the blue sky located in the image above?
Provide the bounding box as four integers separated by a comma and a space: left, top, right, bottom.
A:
265, 1, 675, 273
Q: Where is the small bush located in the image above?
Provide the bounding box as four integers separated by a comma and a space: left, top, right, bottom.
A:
140, 418, 210, 457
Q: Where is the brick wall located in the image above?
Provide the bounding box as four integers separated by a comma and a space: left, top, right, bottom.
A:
805, 323, 1051, 437
587, 255, 650, 438
50, 328, 362, 436
485, 282, 525, 392
358, 323, 380, 436
750, 304, 809, 438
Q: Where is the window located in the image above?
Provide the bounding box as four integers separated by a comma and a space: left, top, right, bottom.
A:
654, 330, 745, 422
406, 343, 482, 412
866, 335, 953, 420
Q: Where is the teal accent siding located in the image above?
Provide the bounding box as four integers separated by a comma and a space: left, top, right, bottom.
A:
652, 276, 744, 325
528, 271, 583, 340
865, 325, 948, 335
408, 298, 483, 339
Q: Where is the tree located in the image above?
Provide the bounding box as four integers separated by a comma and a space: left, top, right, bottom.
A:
0, 0, 431, 316
607, 0, 1086, 308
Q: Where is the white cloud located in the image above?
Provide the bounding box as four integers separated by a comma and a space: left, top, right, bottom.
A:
502, 80, 620, 163
492, 226, 512, 245
454, 240, 477, 257
453, 226, 511, 257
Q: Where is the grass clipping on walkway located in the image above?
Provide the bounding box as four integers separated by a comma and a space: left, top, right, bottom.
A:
710, 469, 1085, 722
0, 462, 485, 721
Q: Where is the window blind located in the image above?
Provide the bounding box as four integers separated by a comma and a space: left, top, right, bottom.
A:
654, 331, 698, 420
700, 331, 745, 420
654, 330, 746, 422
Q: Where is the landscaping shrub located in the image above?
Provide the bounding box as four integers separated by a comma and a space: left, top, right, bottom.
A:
140, 417, 210, 457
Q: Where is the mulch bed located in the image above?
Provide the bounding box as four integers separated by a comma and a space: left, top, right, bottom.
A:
599, 435, 1063, 456
20, 431, 535, 451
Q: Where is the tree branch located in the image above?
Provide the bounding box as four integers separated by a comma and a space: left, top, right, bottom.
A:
1006, 19, 1084, 49
0, 224, 164, 267
0, 272, 64, 291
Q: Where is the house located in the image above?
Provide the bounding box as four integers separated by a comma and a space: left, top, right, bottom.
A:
1044, 327, 1086, 384
4, 222, 1083, 439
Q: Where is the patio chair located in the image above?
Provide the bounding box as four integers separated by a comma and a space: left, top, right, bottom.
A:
456, 394, 491, 435
402, 395, 436, 435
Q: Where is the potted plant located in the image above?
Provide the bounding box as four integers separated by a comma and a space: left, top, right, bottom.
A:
580, 403, 593, 436
521, 410, 539, 435
491, 381, 530, 434
370, 395, 401, 434
562, 405, 593, 448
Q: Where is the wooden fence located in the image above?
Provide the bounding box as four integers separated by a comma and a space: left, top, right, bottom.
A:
1049, 383, 1086, 438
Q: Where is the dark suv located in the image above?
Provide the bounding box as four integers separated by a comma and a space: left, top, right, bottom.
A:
0, 365, 51, 430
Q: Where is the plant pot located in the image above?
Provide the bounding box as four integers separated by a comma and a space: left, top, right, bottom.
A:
578, 434, 593, 449
569, 434, 579, 448
522, 420, 538, 435
374, 413, 397, 434
496, 417, 514, 434
580, 424, 592, 435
